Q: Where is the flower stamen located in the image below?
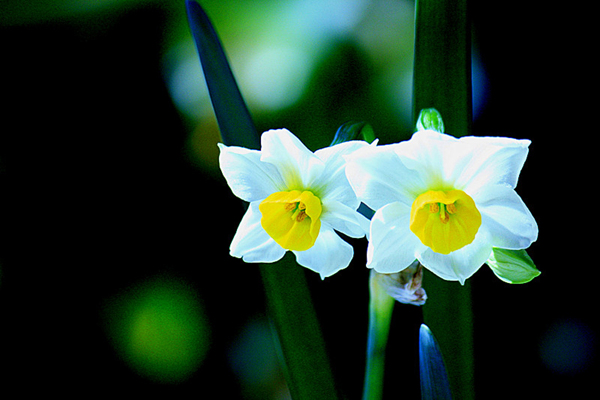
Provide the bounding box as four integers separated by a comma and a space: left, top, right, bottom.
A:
296, 210, 307, 222
429, 202, 454, 224
446, 203, 457, 214
285, 201, 309, 222
429, 203, 439, 213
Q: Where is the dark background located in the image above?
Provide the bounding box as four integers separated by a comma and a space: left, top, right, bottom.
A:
0, 1, 594, 398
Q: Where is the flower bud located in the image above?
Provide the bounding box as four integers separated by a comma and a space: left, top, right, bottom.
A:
371, 260, 427, 306
416, 108, 445, 133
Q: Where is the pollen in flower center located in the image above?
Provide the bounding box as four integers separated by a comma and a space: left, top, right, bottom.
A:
259, 190, 322, 251
409, 189, 481, 254
285, 201, 308, 222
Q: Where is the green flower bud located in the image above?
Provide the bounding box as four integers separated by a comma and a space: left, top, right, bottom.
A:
416, 108, 445, 133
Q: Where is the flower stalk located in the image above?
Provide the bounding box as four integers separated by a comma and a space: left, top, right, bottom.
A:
363, 263, 427, 400
363, 271, 395, 400
412, 0, 471, 137
412, 0, 474, 397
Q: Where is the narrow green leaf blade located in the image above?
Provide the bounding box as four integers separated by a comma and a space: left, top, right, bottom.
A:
185, 0, 259, 149
186, 3, 339, 398
419, 324, 453, 400
487, 248, 541, 284
261, 255, 340, 400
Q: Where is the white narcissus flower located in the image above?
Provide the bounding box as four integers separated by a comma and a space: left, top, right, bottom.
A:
345, 130, 538, 284
218, 128, 371, 279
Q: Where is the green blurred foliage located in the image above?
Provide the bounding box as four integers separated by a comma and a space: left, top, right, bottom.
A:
2, 0, 417, 170
102, 275, 210, 383
164, 0, 417, 160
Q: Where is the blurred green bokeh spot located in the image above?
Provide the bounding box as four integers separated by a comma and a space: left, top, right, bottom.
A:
103, 274, 210, 383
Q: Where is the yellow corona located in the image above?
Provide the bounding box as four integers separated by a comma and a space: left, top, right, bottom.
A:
409, 189, 481, 254
259, 190, 322, 251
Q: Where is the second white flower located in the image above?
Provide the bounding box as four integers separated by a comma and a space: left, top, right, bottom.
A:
345, 130, 538, 284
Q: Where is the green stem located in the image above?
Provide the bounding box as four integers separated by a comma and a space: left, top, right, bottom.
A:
362, 271, 395, 400
412, 0, 475, 398
412, 0, 472, 137
421, 275, 474, 399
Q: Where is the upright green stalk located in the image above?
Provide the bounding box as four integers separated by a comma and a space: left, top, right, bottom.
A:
412, 0, 472, 137
412, 0, 475, 398
362, 271, 395, 400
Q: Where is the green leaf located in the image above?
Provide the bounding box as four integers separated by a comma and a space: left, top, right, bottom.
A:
486, 248, 541, 284
261, 255, 340, 399
416, 108, 445, 133
185, 0, 259, 149
186, 2, 340, 398
330, 121, 376, 146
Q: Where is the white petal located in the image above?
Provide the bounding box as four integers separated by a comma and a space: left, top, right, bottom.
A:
404, 130, 465, 164
218, 143, 284, 202
260, 129, 324, 189
320, 198, 369, 238
293, 226, 353, 279
391, 130, 453, 189
313, 140, 369, 207
346, 144, 425, 210
412, 130, 457, 143
392, 131, 530, 196
367, 202, 422, 274
314, 139, 371, 165
417, 229, 493, 284
230, 202, 286, 263
475, 184, 538, 250
454, 136, 530, 196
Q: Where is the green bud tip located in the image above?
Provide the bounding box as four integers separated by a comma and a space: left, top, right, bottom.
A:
416, 108, 445, 133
